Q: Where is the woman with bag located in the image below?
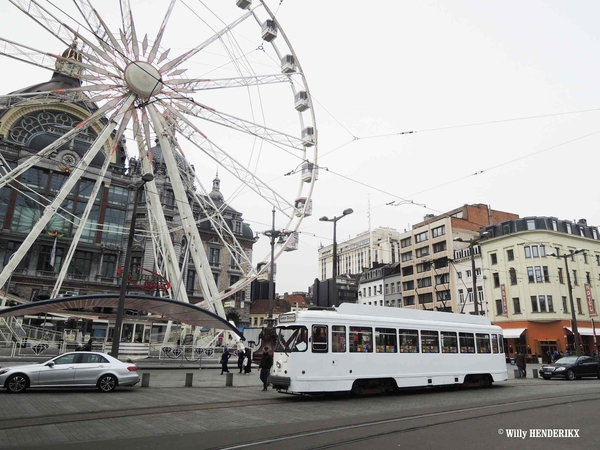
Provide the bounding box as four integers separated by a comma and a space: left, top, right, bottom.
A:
243, 347, 252, 374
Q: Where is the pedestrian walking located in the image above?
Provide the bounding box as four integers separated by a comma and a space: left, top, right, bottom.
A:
259, 346, 273, 391
515, 351, 526, 378
220, 347, 231, 375
243, 347, 252, 374
237, 349, 245, 373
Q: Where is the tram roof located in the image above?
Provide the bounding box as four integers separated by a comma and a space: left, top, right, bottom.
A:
0, 294, 243, 339
292, 303, 492, 326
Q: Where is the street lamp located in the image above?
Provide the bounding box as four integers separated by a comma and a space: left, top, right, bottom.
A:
320, 208, 353, 306
111, 173, 153, 358
262, 208, 292, 324
548, 249, 586, 357
454, 231, 490, 315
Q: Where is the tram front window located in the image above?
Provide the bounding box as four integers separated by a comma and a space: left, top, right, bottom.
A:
275, 326, 308, 352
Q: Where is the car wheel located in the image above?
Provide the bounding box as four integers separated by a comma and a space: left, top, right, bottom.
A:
542, 376, 551, 380
6, 374, 28, 393
597, 370, 600, 380
97, 374, 117, 392
566, 370, 576, 381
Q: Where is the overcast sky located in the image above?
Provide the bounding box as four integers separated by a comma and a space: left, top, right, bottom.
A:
2, 1, 600, 295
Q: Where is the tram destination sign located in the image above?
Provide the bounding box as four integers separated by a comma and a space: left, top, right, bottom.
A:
278, 313, 296, 323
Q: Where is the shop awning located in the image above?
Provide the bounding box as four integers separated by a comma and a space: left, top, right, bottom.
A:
565, 327, 597, 336
501, 327, 526, 338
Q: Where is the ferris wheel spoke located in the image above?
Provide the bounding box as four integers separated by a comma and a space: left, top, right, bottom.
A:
159, 10, 254, 75
9, 0, 105, 67
147, 0, 176, 64
51, 105, 133, 296
166, 97, 305, 151
163, 136, 255, 280
0, 37, 120, 81
0, 94, 136, 290
73, 1, 112, 51
128, 9, 141, 59
0, 84, 121, 110
163, 105, 295, 218
61, 23, 124, 71
73, 0, 127, 60
118, 0, 133, 51
167, 73, 293, 92
0, 95, 127, 190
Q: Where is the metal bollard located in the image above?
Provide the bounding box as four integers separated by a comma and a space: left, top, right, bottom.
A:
532, 369, 538, 379
514, 369, 521, 378
141, 373, 150, 388
225, 372, 233, 387
185, 373, 193, 387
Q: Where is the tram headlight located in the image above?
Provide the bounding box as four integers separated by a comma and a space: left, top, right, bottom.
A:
276, 361, 281, 369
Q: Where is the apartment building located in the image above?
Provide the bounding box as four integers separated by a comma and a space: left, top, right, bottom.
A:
480, 216, 600, 359
397, 204, 518, 312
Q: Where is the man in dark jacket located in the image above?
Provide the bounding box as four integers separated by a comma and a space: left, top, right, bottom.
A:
259, 347, 273, 391
515, 352, 526, 378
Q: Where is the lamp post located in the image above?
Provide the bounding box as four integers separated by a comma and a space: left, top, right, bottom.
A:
454, 231, 490, 315
111, 173, 153, 358
262, 208, 292, 324
548, 249, 585, 357
320, 208, 353, 307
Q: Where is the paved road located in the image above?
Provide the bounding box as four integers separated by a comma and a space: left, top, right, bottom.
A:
0, 362, 589, 449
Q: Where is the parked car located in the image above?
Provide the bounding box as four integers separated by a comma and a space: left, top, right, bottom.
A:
0, 351, 139, 393
539, 356, 600, 381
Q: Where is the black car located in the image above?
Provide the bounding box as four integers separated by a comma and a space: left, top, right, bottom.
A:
539, 356, 600, 380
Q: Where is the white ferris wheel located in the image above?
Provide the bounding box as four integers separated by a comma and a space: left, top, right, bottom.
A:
0, 0, 318, 318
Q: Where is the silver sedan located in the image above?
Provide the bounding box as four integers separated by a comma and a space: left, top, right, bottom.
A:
0, 351, 140, 393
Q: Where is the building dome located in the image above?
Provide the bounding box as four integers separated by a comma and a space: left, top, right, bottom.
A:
209, 172, 224, 206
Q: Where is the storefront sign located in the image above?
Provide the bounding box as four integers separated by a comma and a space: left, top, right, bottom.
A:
117, 266, 171, 292
501, 284, 508, 317
585, 283, 597, 317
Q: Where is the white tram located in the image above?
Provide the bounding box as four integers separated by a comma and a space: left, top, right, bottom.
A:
270, 304, 508, 394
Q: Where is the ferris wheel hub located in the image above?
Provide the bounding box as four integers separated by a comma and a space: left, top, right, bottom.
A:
124, 61, 163, 98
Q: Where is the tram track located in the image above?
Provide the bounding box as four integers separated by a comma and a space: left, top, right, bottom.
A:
0, 398, 287, 431
211, 392, 600, 450
0, 384, 591, 435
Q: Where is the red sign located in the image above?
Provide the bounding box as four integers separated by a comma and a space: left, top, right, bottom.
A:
585, 283, 597, 317
501, 284, 508, 317
117, 266, 171, 292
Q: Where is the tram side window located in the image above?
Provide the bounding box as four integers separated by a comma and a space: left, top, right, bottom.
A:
491, 334, 499, 353
332, 325, 346, 353
311, 325, 328, 353
349, 327, 373, 353
375, 328, 397, 353
440, 331, 458, 353
498, 334, 504, 353
399, 329, 419, 353
459, 333, 475, 353
476, 333, 491, 353
421, 330, 439, 353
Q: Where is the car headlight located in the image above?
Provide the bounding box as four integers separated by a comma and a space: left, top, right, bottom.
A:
0, 368, 10, 376
555, 367, 566, 371
276, 361, 281, 369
